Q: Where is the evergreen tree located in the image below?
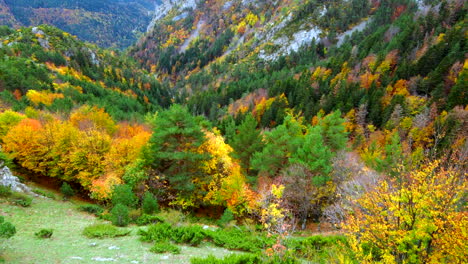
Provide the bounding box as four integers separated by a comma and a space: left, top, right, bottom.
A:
111, 184, 137, 208
143, 104, 209, 199
251, 115, 304, 177
230, 114, 264, 174
318, 110, 348, 151
110, 203, 130, 227
290, 126, 334, 186
142, 192, 159, 215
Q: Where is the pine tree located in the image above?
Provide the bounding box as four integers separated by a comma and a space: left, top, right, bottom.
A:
318, 110, 348, 151
251, 115, 304, 177
142, 192, 159, 215
230, 114, 264, 175
290, 125, 334, 186
111, 184, 137, 208
144, 104, 209, 199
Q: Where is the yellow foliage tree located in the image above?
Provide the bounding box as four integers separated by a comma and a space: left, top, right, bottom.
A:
344, 160, 467, 263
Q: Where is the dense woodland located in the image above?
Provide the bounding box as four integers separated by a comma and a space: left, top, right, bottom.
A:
0, 0, 155, 48
0, 0, 467, 263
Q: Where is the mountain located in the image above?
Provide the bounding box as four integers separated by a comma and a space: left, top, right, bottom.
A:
130, 0, 374, 74
130, 0, 466, 124
0, 0, 157, 49
0, 24, 170, 120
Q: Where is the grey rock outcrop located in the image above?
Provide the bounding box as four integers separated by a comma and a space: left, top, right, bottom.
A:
0, 161, 38, 197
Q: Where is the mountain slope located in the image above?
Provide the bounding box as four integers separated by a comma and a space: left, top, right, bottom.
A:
0, 24, 170, 120
130, 0, 374, 74
0, 0, 156, 49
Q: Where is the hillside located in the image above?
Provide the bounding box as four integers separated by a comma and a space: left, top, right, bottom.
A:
0, 24, 170, 120
0, 0, 156, 49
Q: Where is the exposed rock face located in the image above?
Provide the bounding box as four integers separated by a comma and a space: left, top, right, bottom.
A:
0, 162, 38, 196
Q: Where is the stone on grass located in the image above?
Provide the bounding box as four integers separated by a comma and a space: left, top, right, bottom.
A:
92, 257, 116, 262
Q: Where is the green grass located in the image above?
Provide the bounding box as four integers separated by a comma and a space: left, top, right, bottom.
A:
0, 191, 235, 263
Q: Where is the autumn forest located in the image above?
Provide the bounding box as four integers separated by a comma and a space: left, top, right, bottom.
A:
0, 0, 466, 263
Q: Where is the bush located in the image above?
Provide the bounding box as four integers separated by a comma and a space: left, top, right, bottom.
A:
35, 229, 53, 239
77, 204, 104, 216
191, 254, 262, 264
82, 224, 130, 238
129, 208, 142, 222
205, 227, 275, 253
191, 252, 299, 264
0, 217, 16, 239
11, 192, 32, 207
139, 223, 275, 251
139, 222, 173, 242
139, 223, 205, 246
110, 204, 130, 227
32, 189, 56, 200
111, 184, 137, 208
136, 214, 164, 226
171, 225, 206, 246
60, 182, 74, 200
285, 235, 349, 261
0, 185, 12, 198
217, 209, 234, 227
150, 241, 180, 254
158, 209, 187, 225
142, 192, 159, 214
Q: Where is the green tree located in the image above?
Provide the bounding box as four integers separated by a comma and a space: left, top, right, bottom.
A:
383, 131, 404, 178
142, 191, 159, 215
251, 115, 304, 177
143, 104, 209, 200
290, 126, 334, 186
110, 203, 130, 227
230, 114, 265, 175
317, 110, 348, 151
111, 184, 137, 208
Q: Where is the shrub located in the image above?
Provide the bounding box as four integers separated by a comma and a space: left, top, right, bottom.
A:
150, 241, 180, 254
191, 254, 262, 264
285, 235, 349, 261
205, 228, 275, 253
35, 229, 53, 239
158, 209, 187, 225
11, 192, 32, 207
32, 189, 56, 200
82, 224, 130, 238
60, 182, 74, 200
171, 225, 205, 246
139, 222, 173, 242
110, 204, 130, 227
217, 209, 234, 227
111, 184, 137, 208
139, 223, 206, 246
136, 214, 164, 226
0, 217, 16, 239
0, 185, 12, 198
77, 204, 104, 216
142, 192, 159, 214
129, 208, 142, 222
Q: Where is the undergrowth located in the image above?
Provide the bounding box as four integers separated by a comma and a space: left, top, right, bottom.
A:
82, 223, 130, 238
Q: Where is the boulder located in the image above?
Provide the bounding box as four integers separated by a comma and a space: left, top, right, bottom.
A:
0, 161, 39, 197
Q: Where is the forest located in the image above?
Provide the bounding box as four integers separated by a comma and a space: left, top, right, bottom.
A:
0, 0, 467, 263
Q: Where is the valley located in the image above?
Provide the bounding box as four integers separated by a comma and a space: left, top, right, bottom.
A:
0, 0, 467, 263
